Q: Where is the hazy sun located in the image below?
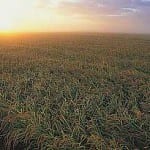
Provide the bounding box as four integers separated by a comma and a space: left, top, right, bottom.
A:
0, 0, 25, 32
0, 19, 13, 31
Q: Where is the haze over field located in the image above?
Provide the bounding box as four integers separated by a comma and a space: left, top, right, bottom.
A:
0, 0, 150, 33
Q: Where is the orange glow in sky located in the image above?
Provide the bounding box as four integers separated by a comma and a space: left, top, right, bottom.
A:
0, 0, 149, 33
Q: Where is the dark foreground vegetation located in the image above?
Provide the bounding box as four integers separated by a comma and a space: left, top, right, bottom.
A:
0, 33, 150, 149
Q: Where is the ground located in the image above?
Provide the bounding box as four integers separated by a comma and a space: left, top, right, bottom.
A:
0, 33, 150, 149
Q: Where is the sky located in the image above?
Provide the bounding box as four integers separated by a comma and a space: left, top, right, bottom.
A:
0, 0, 150, 33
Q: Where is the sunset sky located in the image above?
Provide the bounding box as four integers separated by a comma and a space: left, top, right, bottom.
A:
0, 0, 150, 33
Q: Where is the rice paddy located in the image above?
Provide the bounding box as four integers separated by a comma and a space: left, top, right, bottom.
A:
0, 33, 150, 149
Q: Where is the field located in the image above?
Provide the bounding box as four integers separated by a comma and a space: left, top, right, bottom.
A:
0, 33, 150, 149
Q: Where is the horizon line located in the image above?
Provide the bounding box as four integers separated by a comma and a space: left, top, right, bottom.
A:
0, 31, 150, 35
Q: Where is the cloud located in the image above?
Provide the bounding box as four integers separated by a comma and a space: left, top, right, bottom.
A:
36, 0, 80, 8
47, 0, 140, 18
36, 0, 150, 17
34, 0, 150, 33
34, 0, 150, 25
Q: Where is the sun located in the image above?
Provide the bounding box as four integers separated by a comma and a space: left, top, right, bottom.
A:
0, 19, 13, 32
0, 0, 25, 32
